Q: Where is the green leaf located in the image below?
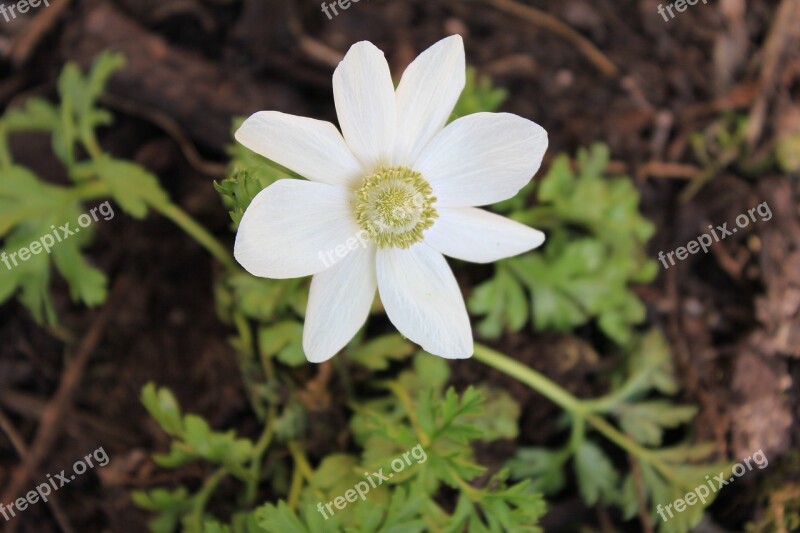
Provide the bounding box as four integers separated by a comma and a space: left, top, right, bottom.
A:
184, 415, 253, 467
2, 98, 60, 133
311, 454, 361, 493
776, 131, 800, 173
51, 235, 108, 306
450, 68, 508, 121
0, 165, 68, 235
1, 228, 56, 323
473, 144, 657, 345
272, 401, 307, 442
259, 321, 306, 367
141, 383, 252, 473
574, 441, 619, 505
225, 272, 307, 322
434, 387, 484, 441
616, 401, 698, 446
625, 330, 680, 397
0, 169, 110, 322
256, 502, 310, 533
397, 352, 450, 394
475, 478, 546, 533
79, 156, 168, 218
85, 52, 126, 105
617, 474, 639, 520
141, 383, 185, 436
57, 52, 124, 138
215, 169, 286, 229
468, 267, 528, 340
348, 485, 426, 533
509, 239, 600, 332
348, 334, 415, 370
460, 386, 521, 441
507, 448, 567, 494
132, 487, 193, 533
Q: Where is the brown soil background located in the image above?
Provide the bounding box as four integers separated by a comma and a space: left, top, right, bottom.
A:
1, 0, 798, 531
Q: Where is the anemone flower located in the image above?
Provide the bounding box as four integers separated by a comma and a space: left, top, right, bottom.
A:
234, 35, 548, 362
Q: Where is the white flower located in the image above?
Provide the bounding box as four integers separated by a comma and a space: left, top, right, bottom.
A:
234, 35, 548, 362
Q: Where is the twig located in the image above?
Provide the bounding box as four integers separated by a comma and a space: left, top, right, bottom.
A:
0, 277, 127, 507
9, 0, 72, 66
100, 93, 228, 178
0, 390, 139, 446
0, 408, 28, 459
288, 17, 343, 69
745, 0, 800, 147
637, 161, 700, 181
0, 409, 74, 533
479, 0, 619, 77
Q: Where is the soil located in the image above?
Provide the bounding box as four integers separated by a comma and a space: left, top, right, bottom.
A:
0, 0, 798, 531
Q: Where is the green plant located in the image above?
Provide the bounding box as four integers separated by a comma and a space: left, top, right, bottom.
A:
135, 375, 546, 532
0, 52, 233, 326
502, 331, 728, 532
0, 53, 729, 533
470, 143, 658, 346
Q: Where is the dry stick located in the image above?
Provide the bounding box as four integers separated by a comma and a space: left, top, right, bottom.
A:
637, 161, 701, 181
746, 0, 800, 147
0, 278, 127, 522
287, 17, 344, 69
0, 409, 74, 533
100, 93, 228, 178
0, 409, 28, 458
0, 390, 140, 447
481, 0, 619, 78
9, 0, 72, 66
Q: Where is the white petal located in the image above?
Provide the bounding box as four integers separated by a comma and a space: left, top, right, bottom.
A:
376, 243, 472, 359
425, 207, 545, 263
393, 35, 466, 166
333, 41, 396, 171
234, 179, 364, 279
235, 111, 364, 188
303, 244, 377, 363
415, 112, 548, 207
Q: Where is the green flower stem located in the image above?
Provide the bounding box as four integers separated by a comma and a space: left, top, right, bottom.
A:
0, 123, 12, 170
69, 180, 112, 202
287, 463, 304, 510
473, 343, 582, 411
244, 403, 277, 505
189, 467, 228, 530
287, 441, 318, 510
472, 343, 675, 480
287, 441, 315, 482
448, 466, 483, 502
579, 371, 651, 414
387, 382, 430, 447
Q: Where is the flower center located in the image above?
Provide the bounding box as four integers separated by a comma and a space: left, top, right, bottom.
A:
355, 166, 438, 249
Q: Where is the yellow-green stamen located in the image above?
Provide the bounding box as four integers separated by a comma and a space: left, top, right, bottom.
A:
355, 166, 437, 249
